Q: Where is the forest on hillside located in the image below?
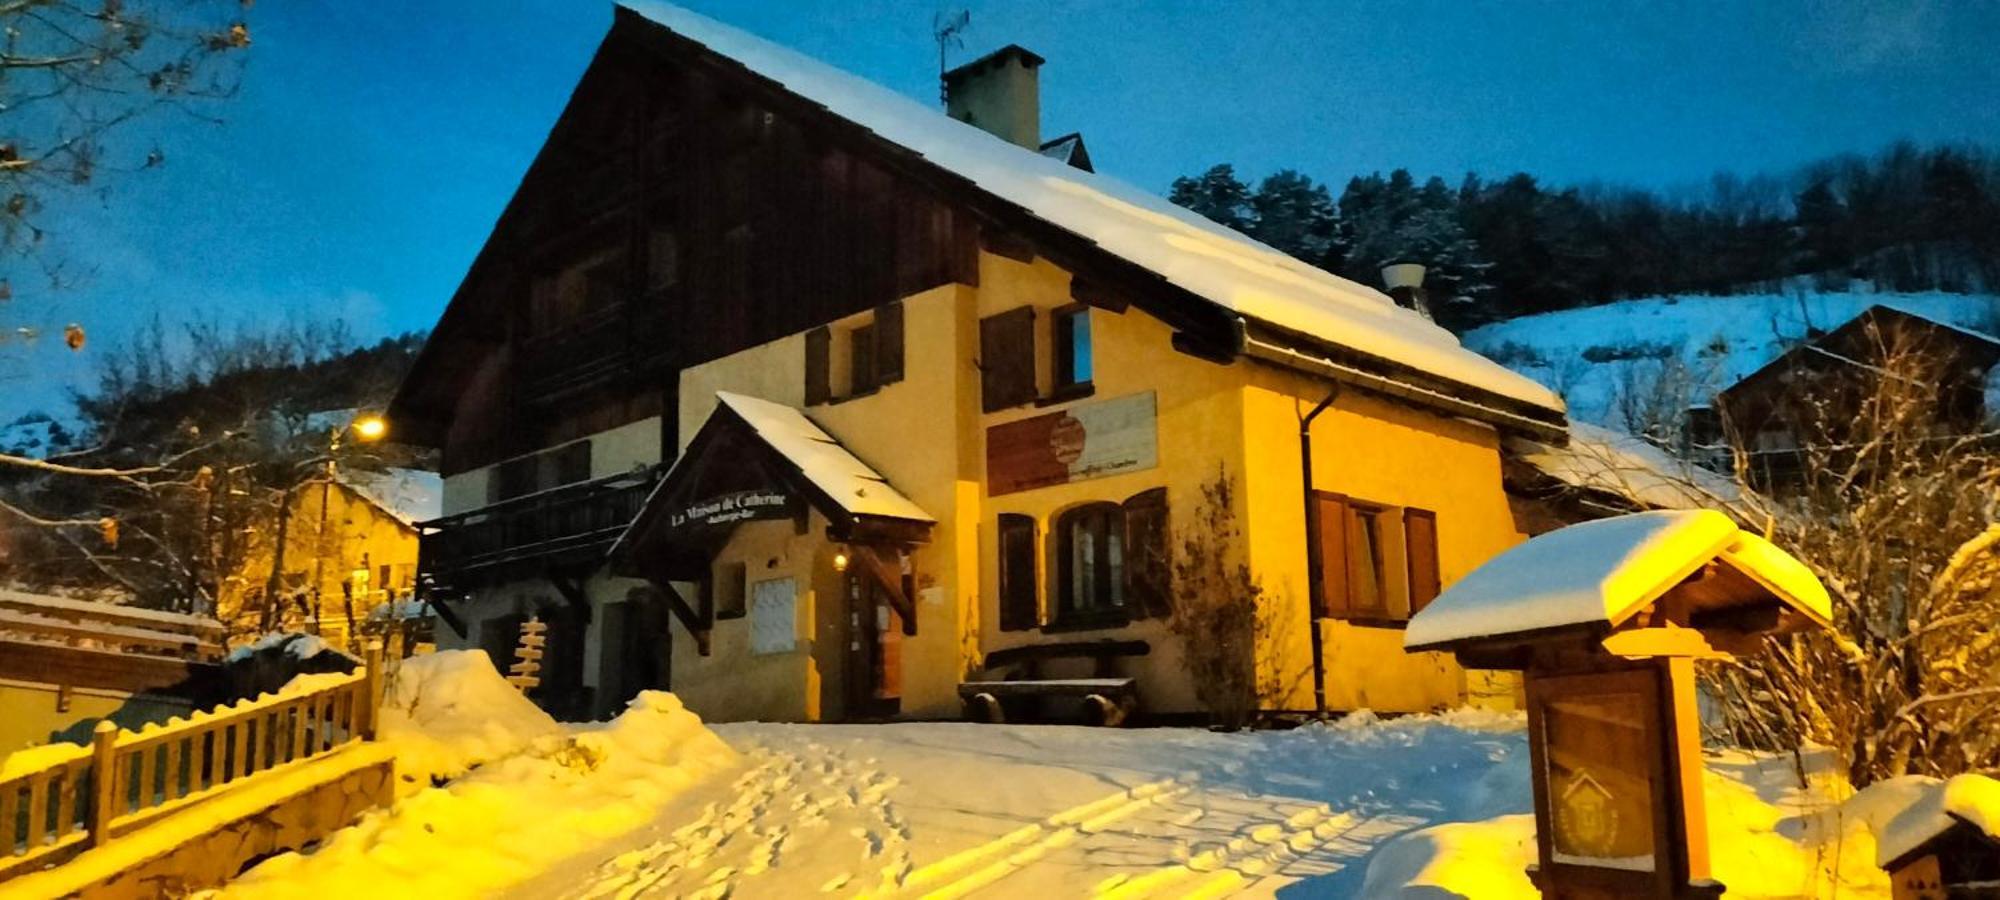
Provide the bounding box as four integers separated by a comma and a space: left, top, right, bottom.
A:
1169, 140, 2000, 332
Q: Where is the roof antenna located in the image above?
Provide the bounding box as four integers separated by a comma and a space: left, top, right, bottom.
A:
933, 8, 971, 108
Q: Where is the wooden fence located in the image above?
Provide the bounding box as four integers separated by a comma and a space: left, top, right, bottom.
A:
0, 648, 381, 879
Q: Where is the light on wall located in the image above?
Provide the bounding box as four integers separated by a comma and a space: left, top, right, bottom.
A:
832, 550, 850, 573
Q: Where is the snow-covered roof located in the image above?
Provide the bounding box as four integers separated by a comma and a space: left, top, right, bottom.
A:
1508, 422, 1742, 510
1405, 510, 1831, 651
620, 2, 1564, 417
713, 392, 933, 523
339, 466, 444, 528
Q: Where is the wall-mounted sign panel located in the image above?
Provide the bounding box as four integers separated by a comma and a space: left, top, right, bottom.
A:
667, 490, 793, 529
986, 391, 1158, 496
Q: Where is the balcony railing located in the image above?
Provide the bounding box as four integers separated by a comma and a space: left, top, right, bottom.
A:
419, 466, 662, 587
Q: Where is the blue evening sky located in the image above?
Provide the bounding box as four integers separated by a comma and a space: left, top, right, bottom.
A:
13, 0, 1998, 422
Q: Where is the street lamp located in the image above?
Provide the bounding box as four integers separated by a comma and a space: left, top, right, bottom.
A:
350, 414, 387, 444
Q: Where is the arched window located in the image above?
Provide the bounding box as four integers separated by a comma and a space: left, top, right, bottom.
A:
1056, 502, 1127, 622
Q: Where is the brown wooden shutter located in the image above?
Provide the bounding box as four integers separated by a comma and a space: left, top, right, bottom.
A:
1123, 488, 1171, 618
1404, 507, 1441, 616
874, 300, 904, 385
804, 325, 831, 405
980, 307, 1037, 412
1314, 492, 1351, 618
998, 513, 1039, 631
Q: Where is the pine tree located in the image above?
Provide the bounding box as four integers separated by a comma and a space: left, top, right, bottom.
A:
1246, 169, 1344, 269
1167, 164, 1254, 233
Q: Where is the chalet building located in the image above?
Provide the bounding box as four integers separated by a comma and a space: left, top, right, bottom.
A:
1685, 305, 2000, 485
389, 2, 1571, 723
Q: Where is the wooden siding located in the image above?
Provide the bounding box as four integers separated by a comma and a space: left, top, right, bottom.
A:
429, 35, 979, 475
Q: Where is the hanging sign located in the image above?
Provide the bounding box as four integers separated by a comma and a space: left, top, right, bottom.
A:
668, 490, 793, 528
986, 391, 1158, 496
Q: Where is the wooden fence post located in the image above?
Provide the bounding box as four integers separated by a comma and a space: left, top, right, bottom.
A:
361, 644, 384, 741
88, 720, 118, 847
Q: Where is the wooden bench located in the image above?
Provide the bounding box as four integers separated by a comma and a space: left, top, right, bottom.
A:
957, 639, 1149, 726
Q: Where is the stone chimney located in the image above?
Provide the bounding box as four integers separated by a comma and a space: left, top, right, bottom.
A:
1381, 262, 1435, 321
943, 44, 1045, 149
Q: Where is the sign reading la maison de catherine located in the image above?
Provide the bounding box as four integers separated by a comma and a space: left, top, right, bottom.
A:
667, 490, 794, 529
986, 391, 1159, 496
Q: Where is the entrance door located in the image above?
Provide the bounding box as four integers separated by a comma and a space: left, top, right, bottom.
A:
844, 571, 901, 720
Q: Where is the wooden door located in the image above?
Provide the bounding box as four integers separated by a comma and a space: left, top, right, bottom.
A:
843, 572, 901, 720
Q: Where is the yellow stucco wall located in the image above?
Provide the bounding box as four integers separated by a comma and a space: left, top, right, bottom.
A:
0, 681, 196, 751
663, 248, 1532, 721
1239, 369, 1526, 713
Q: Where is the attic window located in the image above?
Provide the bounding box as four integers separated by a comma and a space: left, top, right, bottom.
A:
531, 248, 626, 332
805, 301, 904, 405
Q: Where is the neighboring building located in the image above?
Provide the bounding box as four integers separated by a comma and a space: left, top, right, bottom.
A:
0, 589, 226, 751
219, 467, 440, 650
389, 3, 1572, 723
1685, 304, 2000, 485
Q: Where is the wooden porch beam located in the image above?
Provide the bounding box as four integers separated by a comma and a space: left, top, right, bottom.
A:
853, 545, 916, 636
656, 581, 712, 656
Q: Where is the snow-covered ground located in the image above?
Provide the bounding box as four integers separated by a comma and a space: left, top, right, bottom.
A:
1462, 291, 2000, 425
189, 651, 1996, 899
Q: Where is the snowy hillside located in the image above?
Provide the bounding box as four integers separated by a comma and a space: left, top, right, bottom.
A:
1463, 291, 2000, 426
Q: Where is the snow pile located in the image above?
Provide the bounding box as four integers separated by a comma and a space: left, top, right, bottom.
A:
1462, 290, 1998, 423
373, 650, 567, 785
222, 657, 736, 899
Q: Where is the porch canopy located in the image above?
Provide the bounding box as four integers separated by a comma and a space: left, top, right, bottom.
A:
611, 391, 934, 586
1404, 509, 1830, 665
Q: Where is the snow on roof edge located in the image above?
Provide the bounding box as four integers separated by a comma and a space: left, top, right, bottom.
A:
616, 2, 1564, 417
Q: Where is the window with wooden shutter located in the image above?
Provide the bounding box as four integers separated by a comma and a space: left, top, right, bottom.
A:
804, 325, 831, 406
1314, 492, 1351, 618
850, 323, 878, 395
874, 300, 904, 385
979, 307, 1037, 412
1405, 508, 1440, 614
1123, 488, 1170, 618
997, 514, 1038, 631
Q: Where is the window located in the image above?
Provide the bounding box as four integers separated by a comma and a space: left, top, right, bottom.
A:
712, 562, 748, 620
1001, 489, 1169, 631
487, 440, 593, 504
1347, 504, 1390, 616
1057, 502, 1126, 622
530, 248, 626, 332
1314, 492, 1439, 624
546, 440, 592, 487
997, 514, 1038, 631
749, 577, 797, 655
1053, 305, 1093, 393
804, 301, 904, 405
979, 307, 1037, 411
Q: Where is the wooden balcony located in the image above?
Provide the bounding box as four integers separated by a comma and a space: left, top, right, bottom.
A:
419, 466, 663, 588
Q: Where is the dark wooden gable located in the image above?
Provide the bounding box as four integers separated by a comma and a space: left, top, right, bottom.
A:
392, 16, 983, 475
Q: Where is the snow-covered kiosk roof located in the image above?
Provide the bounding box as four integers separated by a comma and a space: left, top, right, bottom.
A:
1405, 510, 1830, 657
618, 2, 1566, 434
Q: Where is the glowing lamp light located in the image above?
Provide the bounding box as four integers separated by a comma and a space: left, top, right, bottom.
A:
351, 415, 388, 441
832, 550, 850, 573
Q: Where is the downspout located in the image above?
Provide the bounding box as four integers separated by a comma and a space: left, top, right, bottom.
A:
1299, 385, 1339, 717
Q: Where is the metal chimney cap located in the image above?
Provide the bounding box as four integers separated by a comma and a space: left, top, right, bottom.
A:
1381, 263, 1427, 291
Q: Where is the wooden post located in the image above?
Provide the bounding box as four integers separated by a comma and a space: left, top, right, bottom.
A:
361, 643, 384, 741
87, 720, 118, 847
